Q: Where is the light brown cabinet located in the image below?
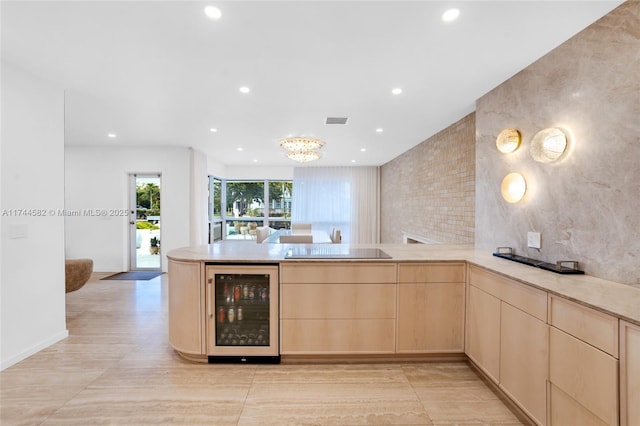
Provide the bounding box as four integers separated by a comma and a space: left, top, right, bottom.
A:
548, 296, 619, 426
280, 263, 397, 354
396, 263, 465, 353
465, 284, 501, 381
168, 259, 205, 357
167, 255, 637, 426
620, 320, 640, 426
500, 302, 548, 426
549, 327, 618, 426
466, 266, 548, 425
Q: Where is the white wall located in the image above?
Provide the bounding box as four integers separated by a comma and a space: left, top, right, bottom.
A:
206, 152, 294, 180
206, 155, 226, 178
221, 165, 293, 180
65, 146, 191, 272
1, 63, 67, 370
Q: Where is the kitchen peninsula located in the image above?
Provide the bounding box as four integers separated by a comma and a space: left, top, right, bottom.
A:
168, 242, 640, 426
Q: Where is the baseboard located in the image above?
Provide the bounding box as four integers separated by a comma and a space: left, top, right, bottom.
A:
281, 353, 467, 364
1, 329, 69, 371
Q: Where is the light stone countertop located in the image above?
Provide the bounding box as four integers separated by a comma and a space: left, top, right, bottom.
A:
168, 241, 640, 326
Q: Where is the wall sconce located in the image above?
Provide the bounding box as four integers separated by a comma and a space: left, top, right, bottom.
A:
530, 127, 567, 163
496, 128, 521, 153
501, 172, 527, 203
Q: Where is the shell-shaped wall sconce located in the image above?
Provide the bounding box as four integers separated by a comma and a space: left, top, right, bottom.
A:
530, 127, 567, 163
496, 128, 521, 153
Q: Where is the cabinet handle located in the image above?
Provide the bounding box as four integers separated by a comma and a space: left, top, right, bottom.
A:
207, 280, 213, 318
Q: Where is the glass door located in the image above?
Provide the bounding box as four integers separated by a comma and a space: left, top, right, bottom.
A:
129, 174, 161, 271
206, 265, 279, 360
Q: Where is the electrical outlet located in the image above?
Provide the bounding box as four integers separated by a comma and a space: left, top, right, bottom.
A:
527, 232, 541, 249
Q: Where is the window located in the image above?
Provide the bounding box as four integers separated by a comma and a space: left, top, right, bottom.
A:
208, 177, 293, 241
225, 180, 265, 239
208, 177, 223, 242
268, 181, 292, 230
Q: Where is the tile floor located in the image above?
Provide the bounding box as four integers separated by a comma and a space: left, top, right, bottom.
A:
1, 273, 527, 425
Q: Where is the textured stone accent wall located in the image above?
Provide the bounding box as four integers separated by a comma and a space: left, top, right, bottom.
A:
475, 1, 640, 285
380, 113, 475, 244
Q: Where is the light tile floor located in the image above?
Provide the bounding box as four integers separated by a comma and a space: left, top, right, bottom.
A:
1, 273, 527, 425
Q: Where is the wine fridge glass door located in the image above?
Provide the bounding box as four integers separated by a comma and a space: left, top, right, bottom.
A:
206, 265, 279, 357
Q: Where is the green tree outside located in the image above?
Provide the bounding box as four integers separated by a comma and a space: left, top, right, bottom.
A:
226, 181, 264, 216
136, 182, 160, 217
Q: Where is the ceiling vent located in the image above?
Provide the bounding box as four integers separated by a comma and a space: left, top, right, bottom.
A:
325, 117, 349, 125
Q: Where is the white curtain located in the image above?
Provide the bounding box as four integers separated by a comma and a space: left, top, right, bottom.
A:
292, 166, 379, 244
189, 148, 209, 246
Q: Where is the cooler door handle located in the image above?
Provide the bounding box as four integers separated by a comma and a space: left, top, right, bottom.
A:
207, 278, 213, 318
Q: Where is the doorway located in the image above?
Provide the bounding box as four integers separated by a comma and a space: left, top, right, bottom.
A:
130, 174, 161, 271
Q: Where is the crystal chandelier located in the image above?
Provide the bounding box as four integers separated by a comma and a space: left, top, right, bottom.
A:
280, 136, 325, 163
285, 150, 321, 163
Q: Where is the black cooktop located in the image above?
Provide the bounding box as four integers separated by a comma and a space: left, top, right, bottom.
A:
284, 246, 392, 259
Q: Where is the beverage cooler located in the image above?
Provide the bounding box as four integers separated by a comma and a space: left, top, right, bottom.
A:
205, 264, 280, 363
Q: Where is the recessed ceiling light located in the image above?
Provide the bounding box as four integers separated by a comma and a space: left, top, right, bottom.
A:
239, 86, 250, 94
209, 128, 218, 133
360, 148, 367, 152
391, 88, 403, 95
351, 159, 356, 163
237, 147, 243, 151
442, 8, 460, 22
204, 6, 222, 20
375, 128, 383, 133
253, 159, 258, 163
107, 133, 117, 138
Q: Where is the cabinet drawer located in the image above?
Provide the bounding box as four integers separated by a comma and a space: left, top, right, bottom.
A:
398, 263, 465, 283
281, 283, 396, 319
550, 383, 609, 426
280, 263, 396, 284
469, 266, 547, 321
280, 319, 395, 354
549, 296, 618, 357
549, 327, 618, 426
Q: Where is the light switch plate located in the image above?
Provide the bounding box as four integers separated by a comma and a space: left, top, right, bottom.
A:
527, 232, 541, 249
9, 224, 28, 239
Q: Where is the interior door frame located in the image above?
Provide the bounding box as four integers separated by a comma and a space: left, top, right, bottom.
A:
129, 173, 162, 271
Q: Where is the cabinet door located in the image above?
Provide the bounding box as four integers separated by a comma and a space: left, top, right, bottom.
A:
621, 320, 640, 426
465, 284, 501, 382
168, 259, 204, 355
397, 282, 464, 353
500, 302, 548, 426
549, 327, 618, 426
280, 319, 396, 354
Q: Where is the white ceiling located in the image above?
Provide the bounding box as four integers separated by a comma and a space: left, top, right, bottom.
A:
1, 1, 622, 167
